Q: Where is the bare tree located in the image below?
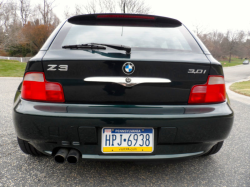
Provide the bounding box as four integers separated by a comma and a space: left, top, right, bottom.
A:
0, 1, 5, 28
70, 0, 150, 16
118, 0, 150, 14
206, 31, 224, 58
74, 0, 115, 16
0, 1, 14, 48
29, 7, 41, 25
19, 0, 31, 26
63, 6, 72, 19
84, 0, 98, 14
0, 0, 4, 8
0, 1, 16, 30
100, 0, 117, 13
196, 29, 250, 61
192, 23, 206, 38
38, 0, 56, 25
222, 30, 245, 62
244, 31, 250, 58
64, 4, 85, 19
0, 1, 21, 42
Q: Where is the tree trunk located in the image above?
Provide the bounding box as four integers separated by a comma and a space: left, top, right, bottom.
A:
44, 0, 46, 24
229, 52, 232, 63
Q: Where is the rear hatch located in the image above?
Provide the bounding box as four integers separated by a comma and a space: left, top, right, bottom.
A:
42, 14, 210, 105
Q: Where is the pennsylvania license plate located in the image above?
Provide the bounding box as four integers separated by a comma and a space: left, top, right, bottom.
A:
102, 128, 154, 153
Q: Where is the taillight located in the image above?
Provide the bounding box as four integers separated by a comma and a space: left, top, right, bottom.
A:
97, 15, 155, 20
21, 72, 65, 103
188, 76, 226, 104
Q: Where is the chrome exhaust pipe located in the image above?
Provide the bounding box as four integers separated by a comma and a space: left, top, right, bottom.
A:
67, 149, 80, 164
54, 148, 69, 164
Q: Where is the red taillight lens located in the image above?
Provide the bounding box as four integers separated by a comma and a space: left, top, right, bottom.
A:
188, 76, 226, 104
21, 72, 65, 102
97, 15, 155, 20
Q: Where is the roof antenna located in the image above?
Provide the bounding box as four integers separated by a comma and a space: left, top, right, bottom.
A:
123, 2, 126, 13
121, 2, 125, 36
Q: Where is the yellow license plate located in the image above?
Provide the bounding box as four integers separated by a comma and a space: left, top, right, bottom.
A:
102, 128, 154, 153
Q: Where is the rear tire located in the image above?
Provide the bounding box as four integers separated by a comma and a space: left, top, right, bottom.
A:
17, 137, 43, 156
203, 141, 224, 156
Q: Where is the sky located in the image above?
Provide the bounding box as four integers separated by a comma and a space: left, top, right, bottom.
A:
30, 0, 250, 33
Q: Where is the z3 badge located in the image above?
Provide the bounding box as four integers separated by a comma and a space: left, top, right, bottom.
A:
47, 65, 68, 71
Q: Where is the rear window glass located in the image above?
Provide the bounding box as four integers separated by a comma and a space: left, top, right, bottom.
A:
51, 22, 202, 53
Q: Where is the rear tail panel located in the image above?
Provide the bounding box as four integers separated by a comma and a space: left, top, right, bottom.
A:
42, 56, 210, 105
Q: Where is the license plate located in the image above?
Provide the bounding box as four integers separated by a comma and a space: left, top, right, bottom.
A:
102, 128, 154, 153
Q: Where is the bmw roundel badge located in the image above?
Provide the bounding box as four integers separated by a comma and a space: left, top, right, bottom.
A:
122, 62, 135, 75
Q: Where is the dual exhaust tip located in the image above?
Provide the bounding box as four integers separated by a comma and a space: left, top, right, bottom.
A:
54, 148, 80, 164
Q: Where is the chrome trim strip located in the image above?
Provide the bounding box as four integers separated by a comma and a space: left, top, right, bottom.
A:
84, 77, 171, 87
81, 152, 204, 159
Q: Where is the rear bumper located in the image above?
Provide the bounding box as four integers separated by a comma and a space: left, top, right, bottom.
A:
13, 99, 234, 159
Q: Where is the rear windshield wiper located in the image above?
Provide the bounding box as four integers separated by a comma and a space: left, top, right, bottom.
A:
62, 44, 106, 50
62, 43, 131, 54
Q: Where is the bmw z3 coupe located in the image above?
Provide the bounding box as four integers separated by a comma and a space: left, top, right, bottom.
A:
13, 14, 234, 164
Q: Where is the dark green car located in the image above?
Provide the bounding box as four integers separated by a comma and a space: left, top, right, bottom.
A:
13, 14, 234, 164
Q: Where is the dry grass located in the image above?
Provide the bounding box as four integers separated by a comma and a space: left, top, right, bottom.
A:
230, 81, 250, 97
0, 59, 26, 77
220, 58, 243, 67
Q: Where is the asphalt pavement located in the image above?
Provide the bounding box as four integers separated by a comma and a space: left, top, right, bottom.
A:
224, 64, 250, 105
0, 64, 250, 186
223, 64, 250, 83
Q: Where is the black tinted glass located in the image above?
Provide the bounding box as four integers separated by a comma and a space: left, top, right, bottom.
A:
51, 22, 202, 53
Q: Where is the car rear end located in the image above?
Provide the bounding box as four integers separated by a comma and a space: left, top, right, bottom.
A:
13, 14, 234, 162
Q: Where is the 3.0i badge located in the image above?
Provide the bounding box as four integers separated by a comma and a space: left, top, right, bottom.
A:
122, 62, 135, 75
